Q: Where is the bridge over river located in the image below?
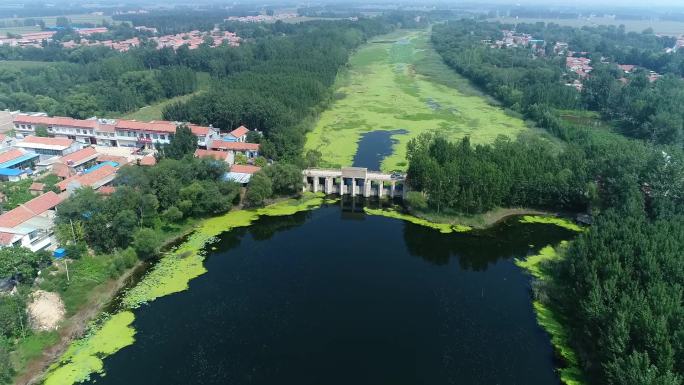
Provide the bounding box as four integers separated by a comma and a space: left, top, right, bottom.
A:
303, 167, 406, 198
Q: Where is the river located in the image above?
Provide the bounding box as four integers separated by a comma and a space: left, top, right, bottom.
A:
80, 200, 575, 385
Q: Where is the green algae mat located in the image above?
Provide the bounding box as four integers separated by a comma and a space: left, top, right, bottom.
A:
515, 242, 585, 385
305, 29, 533, 172
42, 193, 335, 385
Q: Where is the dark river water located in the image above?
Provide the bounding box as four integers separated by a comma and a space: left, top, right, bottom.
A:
85, 201, 575, 385
353, 130, 407, 170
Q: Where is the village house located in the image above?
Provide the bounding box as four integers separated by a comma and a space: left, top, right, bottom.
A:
208, 141, 260, 164
194, 149, 231, 162
224, 164, 262, 185
50, 146, 100, 178
225, 125, 250, 142
56, 163, 118, 193
14, 136, 78, 160
566, 55, 593, 78
12, 115, 219, 150
0, 191, 63, 251
0, 148, 40, 182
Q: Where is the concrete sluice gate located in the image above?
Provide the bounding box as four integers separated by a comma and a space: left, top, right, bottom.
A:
303, 167, 406, 198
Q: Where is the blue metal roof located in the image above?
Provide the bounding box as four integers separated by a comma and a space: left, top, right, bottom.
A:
0, 168, 26, 176
84, 161, 119, 174
0, 152, 39, 169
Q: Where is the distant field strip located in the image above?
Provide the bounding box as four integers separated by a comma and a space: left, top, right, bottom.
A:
488, 17, 684, 36
305, 29, 533, 172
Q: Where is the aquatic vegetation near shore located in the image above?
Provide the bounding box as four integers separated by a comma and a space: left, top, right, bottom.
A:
42, 193, 332, 385
43, 311, 135, 385
305, 30, 533, 172
519, 215, 585, 232
515, 243, 584, 385
363, 207, 471, 233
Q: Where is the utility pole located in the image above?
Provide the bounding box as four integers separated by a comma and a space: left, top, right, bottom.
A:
70, 218, 76, 242
64, 259, 70, 283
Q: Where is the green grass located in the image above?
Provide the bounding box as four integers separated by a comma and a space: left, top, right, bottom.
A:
519, 215, 585, 233
0, 14, 115, 37
39, 255, 123, 315
305, 29, 539, 172
0, 25, 41, 37
363, 206, 471, 232
488, 16, 684, 36
11, 331, 60, 374
121, 72, 211, 121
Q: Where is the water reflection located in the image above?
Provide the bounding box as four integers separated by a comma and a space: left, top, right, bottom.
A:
353, 129, 407, 170
85, 200, 574, 385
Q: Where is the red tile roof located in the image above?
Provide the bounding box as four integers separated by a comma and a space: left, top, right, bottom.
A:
57, 165, 117, 191
98, 186, 116, 195
23, 191, 62, 213
116, 120, 177, 133
194, 149, 229, 161
210, 141, 260, 151
14, 115, 99, 129
59, 147, 98, 166
52, 163, 74, 179
0, 206, 34, 228
13, 115, 214, 137
230, 125, 249, 138
0, 191, 62, 228
138, 155, 156, 166
97, 155, 129, 165
188, 124, 213, 136
230, 164, 261, 174
0, 149, 25, 164
0, 232, 16, 245
21, 136, 74, 148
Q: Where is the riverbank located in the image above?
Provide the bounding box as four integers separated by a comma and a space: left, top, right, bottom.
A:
37, 193, 334, 385
515, 243, 585, 385
407, 206, 559, 230
14, 222, 200, 385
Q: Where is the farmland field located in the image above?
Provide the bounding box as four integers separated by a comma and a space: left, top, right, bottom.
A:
305, 29, 540, 172
0, 14, 114, 37
488, 16, 684, 36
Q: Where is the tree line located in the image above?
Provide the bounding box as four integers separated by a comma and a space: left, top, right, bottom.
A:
432, 20, 684, 148
162, 18, 397, 161
428, 19, 684, 385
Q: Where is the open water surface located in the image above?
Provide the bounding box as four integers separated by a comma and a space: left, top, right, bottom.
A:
84, 201, 575, 385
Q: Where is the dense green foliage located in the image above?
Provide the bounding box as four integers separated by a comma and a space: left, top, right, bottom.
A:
56, 157, 239, 253
407, 134, 587, 214
0, 179, 34, 212
162, 19, 394, 160
244, 163, 303, 207
556, 212, 684, 385
432, 21, 684, 147
511, 23, 683, 76
430, 19, 684, 385
0, 56, 197, 118
0, 247, 49, 282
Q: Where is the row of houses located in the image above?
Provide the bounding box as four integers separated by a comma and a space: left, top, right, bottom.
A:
1, 27, 240, 52
0, 119, 263, 251
0, 28, 109, 48
11, 114, 258, 154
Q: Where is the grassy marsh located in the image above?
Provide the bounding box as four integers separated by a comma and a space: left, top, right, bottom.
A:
305, 29, 535, 172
